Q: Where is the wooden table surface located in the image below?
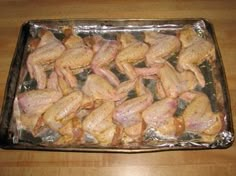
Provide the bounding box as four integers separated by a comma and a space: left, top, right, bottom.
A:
0, 0, 236, 175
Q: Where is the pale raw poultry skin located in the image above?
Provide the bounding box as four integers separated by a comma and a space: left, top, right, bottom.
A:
135, 61, 198, 99
157, 62, 198, 98
122, 120, 144, 144
82, 74, 136, 102
16, 89, 62, 132
91, 36, 120, 87
82, 101, 116, 146
18, 89, 62, 116
180, 91, 222, 137
55, 34, 94, 88
17, 27, 223, 146
43, 90, 83, 131
113, 78, 153, 128
142, 98, 181, 137
177, 26, 215, 87
82, 74, 120, 101
144, 32, 181, 65
142, 98, 177, 128
116, 33, 149, 79
27, 30, 65, 89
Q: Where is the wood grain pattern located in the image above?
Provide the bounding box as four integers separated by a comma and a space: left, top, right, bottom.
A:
0, 0, 236, 175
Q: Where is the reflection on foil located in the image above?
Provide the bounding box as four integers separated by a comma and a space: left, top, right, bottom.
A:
0, 19, 233, 152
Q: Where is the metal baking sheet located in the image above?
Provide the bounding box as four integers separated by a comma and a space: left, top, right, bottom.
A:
0, 18, 234, 152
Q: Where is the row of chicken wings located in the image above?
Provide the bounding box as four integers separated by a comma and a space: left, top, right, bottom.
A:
14, 26, 222, 146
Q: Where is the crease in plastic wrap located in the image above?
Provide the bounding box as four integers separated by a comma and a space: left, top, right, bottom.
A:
0, 19, 234, 152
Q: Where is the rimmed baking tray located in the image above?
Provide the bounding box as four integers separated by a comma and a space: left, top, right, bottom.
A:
0, 18, 234, 152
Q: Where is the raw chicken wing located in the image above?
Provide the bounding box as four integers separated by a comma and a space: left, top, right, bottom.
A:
144, 32, 181, 65
116, 33, 149, 79
82, 101, 116, 146
27, 30, 65, 89
177, 26, 215, 87
55, 31, 93, 87
43, 90, 83, 131
91, 36, 120, 87
180, 91, 222, 141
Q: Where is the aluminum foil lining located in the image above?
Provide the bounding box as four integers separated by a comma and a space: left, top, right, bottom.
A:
0, 19, 234, 152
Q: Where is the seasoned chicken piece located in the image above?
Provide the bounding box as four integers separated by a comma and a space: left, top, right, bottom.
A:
55, 117, 83, 145
18, 89, 62, 116
16, 89, 62, 132
47, 71, 60, 91
90, 36, 121, 87
83, 101, 115, 134
62, 28, 85, 47
177, 26, 215, 87
178, 25, 200, 48
156, 63, 183, 98
121, 119, 145, 144
142, 98, 184, 138
84, 35, 104, 52
144, 32, 181, 65
135, 62, 198, 98
95, 125, 117, 146
123, 120, 144, 139
82, 74, 136, 102
180, 91, 222, 141
116, 33, 149, 79
117, 32, 137, 48
47, 71, 74, 96
112, 78, 153, 144
27, 30, 65, 89
82, 74, 119, 101
156, 62, 198, 98
82, 101, 116, 146
43, 90, 83, 131
115, 78, 137, 104
113, 78, 153, 128
142, 98, 177, 127
55, 30, 94, 88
